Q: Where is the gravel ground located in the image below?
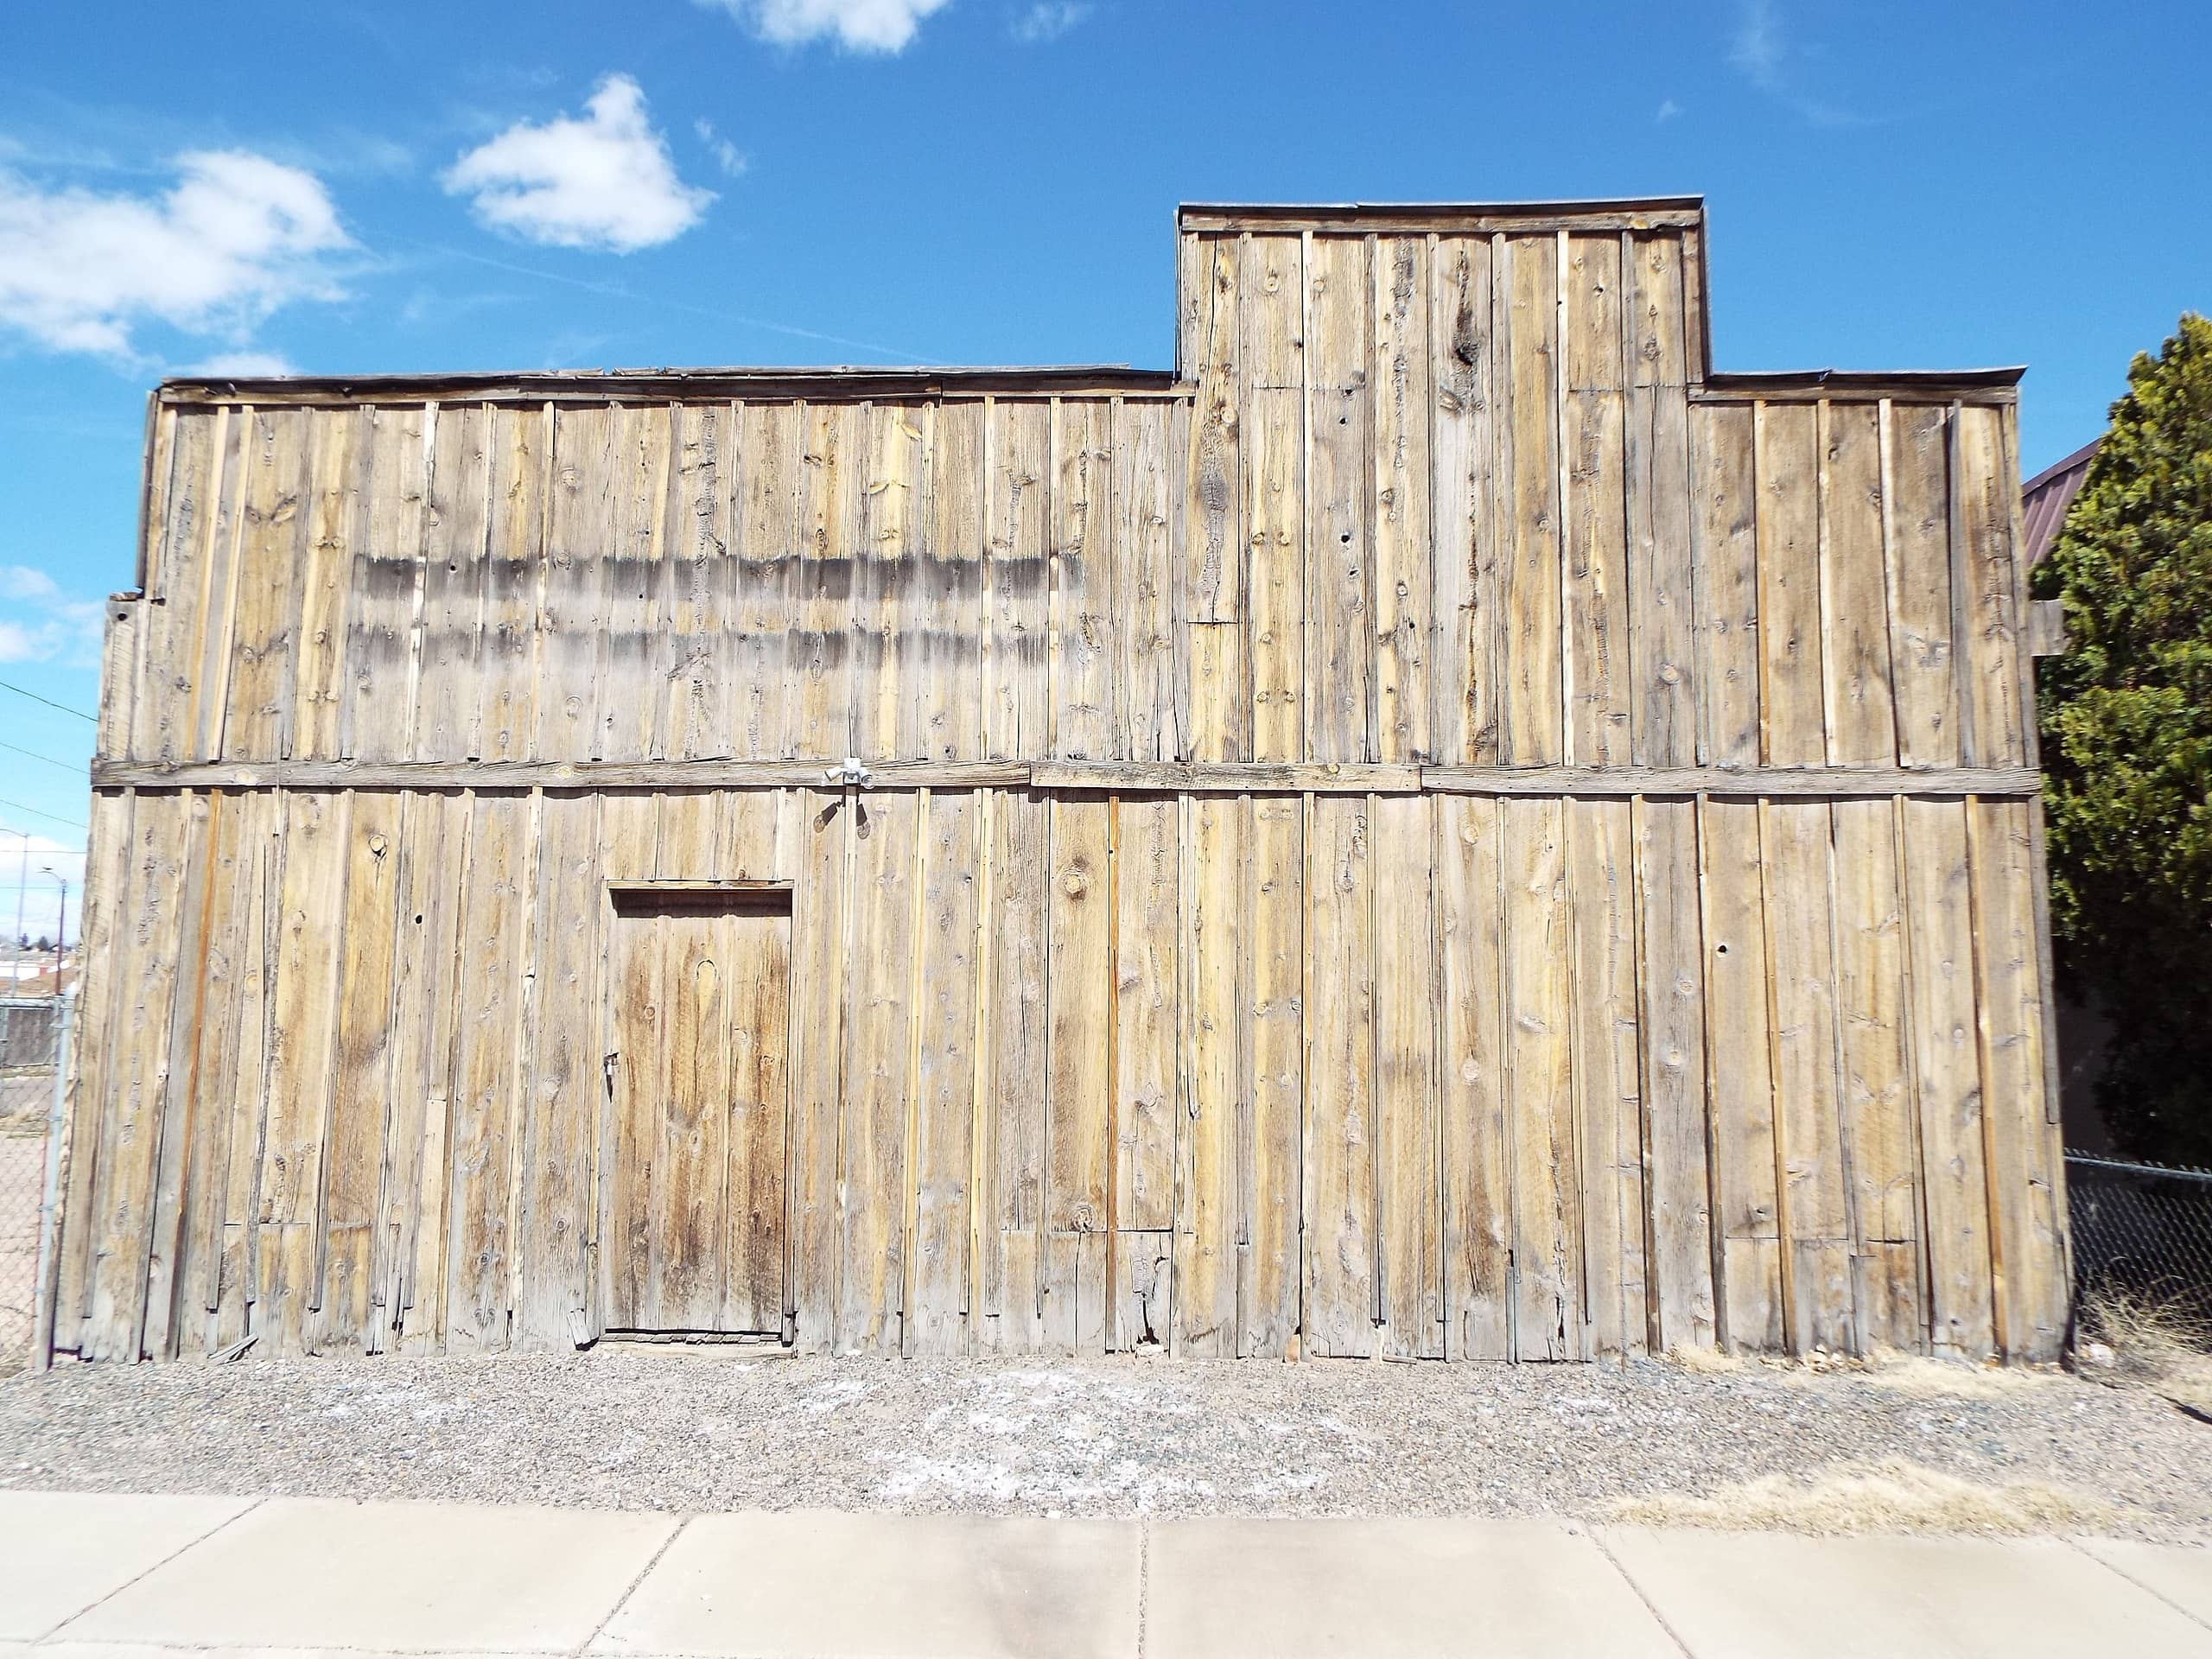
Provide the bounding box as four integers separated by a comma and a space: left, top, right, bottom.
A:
2, 1351, 2208, 1539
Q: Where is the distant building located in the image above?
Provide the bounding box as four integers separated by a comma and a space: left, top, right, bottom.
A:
2023, 437, 2100, 568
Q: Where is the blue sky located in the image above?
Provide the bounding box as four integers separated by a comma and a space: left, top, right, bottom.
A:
1, 0, 2207, 940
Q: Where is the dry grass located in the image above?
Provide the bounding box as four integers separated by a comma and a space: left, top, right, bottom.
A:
1859, 1355, 2056, 1400
1607, 1457, 2131, 1537
1664, 1344, 1745, 1374
2077, 1287, 2212, 1417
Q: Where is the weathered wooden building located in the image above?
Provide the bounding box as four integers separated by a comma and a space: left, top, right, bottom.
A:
53, 196, 2069, 1368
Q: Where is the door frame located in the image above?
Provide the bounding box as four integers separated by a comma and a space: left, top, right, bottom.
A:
591, 879, 797, 1344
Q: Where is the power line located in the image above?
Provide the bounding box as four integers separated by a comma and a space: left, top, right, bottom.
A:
0, 739, 86, 774
0, 796, 86, 832
0, 678, 97, 723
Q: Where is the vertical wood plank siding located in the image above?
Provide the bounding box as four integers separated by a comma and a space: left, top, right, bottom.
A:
62, 208, 2063, 1362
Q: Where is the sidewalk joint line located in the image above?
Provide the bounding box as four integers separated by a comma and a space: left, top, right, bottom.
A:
575, 1511, 693, 1654
2061, 1534, 2212, 1635
35, 1496, 268, 1645
1135, 1513, 1150, 1659
1588, 1527, 1697, 1659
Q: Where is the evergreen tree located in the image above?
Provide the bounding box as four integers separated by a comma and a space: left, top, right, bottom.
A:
2035, 313, 2212, 1164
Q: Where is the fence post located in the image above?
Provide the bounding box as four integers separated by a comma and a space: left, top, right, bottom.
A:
30, 988, 73, 1373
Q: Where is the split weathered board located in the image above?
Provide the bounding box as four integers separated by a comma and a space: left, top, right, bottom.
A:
57, 198, 2064, 1363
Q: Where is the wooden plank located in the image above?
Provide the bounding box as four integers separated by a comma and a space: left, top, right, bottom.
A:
639, 795, 729, 1330
1114, 1230, 1173, 1351
255, 790, 349, 1352
1428, 234, 1497, 765
1051, 400, 1118, 759
1113, 796, 1179, 1234
139, 411, 210, 766
1830, 796, 1923, 1351
1697, 797, 1782, 1352
1885, 403, 1961, 767
1237, 232, 1305, 391
334, 407, 423, 762
1690, 404, 1759, 767
186, 407, 248, 761
1754, 403, 1824, 766
1498, 232, 1562, 766
1502, 796, 1581, 1359
662, 401, 739, 761
1042, 794, 1112, 1352
1637, 797, 1715, 1353
1564, 384, 1631, 766
1116, 404, 1179, 762
1967, 797, 2065, 1359
595, 793, 659, 1338
1563, 233, 1622, 393
474, 405, 545, 763
1374, 236, 1433, 766
908, 790, 979, 1353
600, 404, 671, 762
82, 793, 192, 1358
311, 790, 402, 1351
1954, 404, 2024, 766
987, 400, 1052, 760
915, 401, 986, 761
413, 405, 491, 762
162, 791, 252, 1358
1305, 233, 1373, 765
838, 790, 917, 1351
513, 791, 601, 1347
979, 788, 1048, 1351
1245, 385, 1305, 763
391, 790, 467, 1352
1567, 797, 1644, 1358
723, 900, 793, 1336
1761, 801, 1855, 1354
56, 790, 132, 1348
855, 403, 925, 760
1302, 792, 1373, 1357
1176, 793, 1243, 1355
1439, 793, 1510, 1359
444, 791, 527, 1351
213, 791, 283, 1352
734, 401, 799, 759
223, 409, 308, 761
1627, 231, 1688, 390
787, 790, 850, 1350
1624, 234, 1692, 769
1243, 791, 1302, 1357
1183, 238, 1242, 626
1820, 404, 1897, 765
538, 405, 614, 762
1897, 795, 1995, 1357
1373, 793, 1440, 1357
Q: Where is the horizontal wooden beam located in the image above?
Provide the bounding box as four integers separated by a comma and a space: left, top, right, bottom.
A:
1032, 760, 1422, 794
96, 758, 2043, 799
1178, 198, 1704, 234
1418, 764, 2043, 798
91, 759, 1033, 791
159, 366, 1191, 410
1692, 370, 2023, 405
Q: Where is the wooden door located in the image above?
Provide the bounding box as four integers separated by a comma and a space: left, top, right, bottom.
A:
607, 890, 791, 1334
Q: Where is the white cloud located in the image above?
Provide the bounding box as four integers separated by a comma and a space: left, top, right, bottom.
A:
1727, 0, 1867, 127
0, 150, 349, 356
444, 75, 713, 253
0, 564, 103, 668
189, 350, 296, 378
694, 119, 749, 179
695, 0, 952, 54
1656, 98, 1683, 122
1010, 2, 1086, 41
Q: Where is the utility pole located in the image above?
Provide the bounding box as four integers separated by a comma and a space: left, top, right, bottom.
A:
42, 868, 66, 995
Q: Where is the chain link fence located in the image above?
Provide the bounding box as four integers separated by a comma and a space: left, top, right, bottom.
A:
2068, 1151, 2212, 1326
1, 996, 68, 1376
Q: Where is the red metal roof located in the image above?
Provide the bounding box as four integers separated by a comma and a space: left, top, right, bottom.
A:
2022, 437, 2101, 567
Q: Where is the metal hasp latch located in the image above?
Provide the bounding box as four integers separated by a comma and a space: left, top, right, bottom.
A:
827, 756, 873, 788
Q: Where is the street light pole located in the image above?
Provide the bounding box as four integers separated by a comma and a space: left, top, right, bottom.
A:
40, 867, 65, 995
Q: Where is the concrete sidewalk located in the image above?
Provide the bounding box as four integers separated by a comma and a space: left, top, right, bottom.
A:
2, 1491, 2209, 1659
